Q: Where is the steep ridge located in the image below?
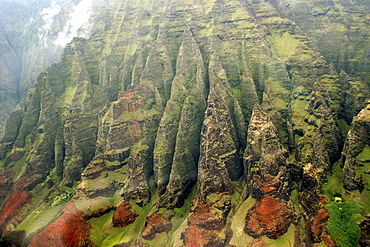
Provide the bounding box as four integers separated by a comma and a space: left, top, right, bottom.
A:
0, 0, 369, 246
0, 0, 99, 136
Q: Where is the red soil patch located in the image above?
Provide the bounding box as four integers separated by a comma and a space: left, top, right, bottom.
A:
311, 208, 329, 238
141, 213, 172, 241
128, 120, 142, 142
113, 202, 138, 228
181, 225, 211, 247
245, 195, 293, 239
181, 203, 229, 247
28, 201, 93, 247
322, 232, 336, 247
257, 175, 280, 195
320, 196, 329, 205
113, 90, 143, 119
0, 190, 33, 234
311, 206, 335, 246
121, 90, 134, 99
188, 203, 225, 231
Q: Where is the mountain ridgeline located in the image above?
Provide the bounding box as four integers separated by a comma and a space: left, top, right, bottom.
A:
0, 0, 370, 246
0, 0, 96, 136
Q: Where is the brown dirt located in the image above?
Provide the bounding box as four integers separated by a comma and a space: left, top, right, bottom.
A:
28, 201, 94, 247
112, 201, 138, 228
245, 195, 294, 239
141, 213, 172, 241
0, 190, 33, 234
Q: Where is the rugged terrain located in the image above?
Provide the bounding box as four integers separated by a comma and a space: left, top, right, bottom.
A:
0, 0, 370, 246
0, 0, 96, 135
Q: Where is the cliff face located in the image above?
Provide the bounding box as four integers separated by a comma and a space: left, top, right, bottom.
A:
0, 0, 97, 136
0, 0, 369, 246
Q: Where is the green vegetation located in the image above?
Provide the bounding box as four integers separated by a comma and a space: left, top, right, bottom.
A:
323, 161, 344, 201
325, 201, 363, 247
15, 204, 63, 236
356, 144, 370, 163
1, 0, 370, 246
324, 159, 370, 215
264, 225, 296, 247
51, 190, 74, 207
229, 196, 256, 246
338, 119, 351, 138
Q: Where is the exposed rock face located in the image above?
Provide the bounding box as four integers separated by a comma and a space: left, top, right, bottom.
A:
243, 105, 294, 239
182, 203, 231, 247
244, 105, 290, 198
0, 0, 99, 136
141, 213, 172, 241
154, 31, 206, 202
0, 0, 369, 246
245, 194, 293, 239
342, 104, 370, 191
113, 202, 138, 228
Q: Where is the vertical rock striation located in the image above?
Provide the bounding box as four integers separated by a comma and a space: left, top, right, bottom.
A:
0, 0, 369, 246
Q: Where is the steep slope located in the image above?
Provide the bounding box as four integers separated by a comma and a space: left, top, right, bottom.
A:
272, 0, 370, 85
0, 0, 369, 246
0, 0, 98, 136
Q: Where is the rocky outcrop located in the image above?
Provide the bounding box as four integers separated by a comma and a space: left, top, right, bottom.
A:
243, 105, 294, 239
141, 213, 173, 241
245, 194, 293, 239
342, 104, 370, 191
244, 105, 290, 198
154, 31, 206, 202
113, 202, 138, 228
0, 0, 369, 246
182, 202, 232, 247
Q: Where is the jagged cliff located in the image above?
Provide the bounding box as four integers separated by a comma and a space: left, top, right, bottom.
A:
0, 0, 97, 135
0, 0, 370, 246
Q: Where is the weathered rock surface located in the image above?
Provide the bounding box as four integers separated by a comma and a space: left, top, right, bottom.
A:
0, 0, 369, 246
243, 105, 294, 239
245, 195, 293, 239
113, 202, 138, 228
342, 104, 370, 191
0, 0, 100, 136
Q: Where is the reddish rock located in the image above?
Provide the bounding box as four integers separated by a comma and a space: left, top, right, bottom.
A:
113, 90, 143, 119
320, 196, 329, 205
13, 173, 42, 191
188, 203, 225, 231
141, 214, 172, 240
0, 190, 32, 234
311, 208, 329, 239
245, 195, 294, 239
181, 202, 230, 247
112, 202, 138, 228
311, 206, 335, 246
181, 225, 214, 247
128, 120, 142, 142
322, 232, 336, 247
28, 201, 94, 247
256, 175, 281, 196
